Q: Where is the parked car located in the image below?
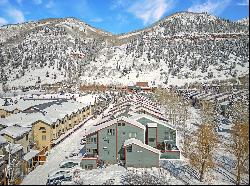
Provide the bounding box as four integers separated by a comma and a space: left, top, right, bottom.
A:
48, 168, 71, 178
80, 138, 86, 145
59, 159, 81, 169
46, 173, 72, 185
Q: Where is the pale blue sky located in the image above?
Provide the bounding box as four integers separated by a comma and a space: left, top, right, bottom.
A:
0, 0, 249, 34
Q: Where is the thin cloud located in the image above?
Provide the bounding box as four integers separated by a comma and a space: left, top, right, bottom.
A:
128, 0, 174, 25
237, 0, 249, 6
0, 17, 8, 26
188, 0, 231, 15
91, 18, 103, 23
8, 8, 25, 23
110, 0, 126, 10
46, 0, 54, 8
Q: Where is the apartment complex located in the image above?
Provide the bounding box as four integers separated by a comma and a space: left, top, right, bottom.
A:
82, 94, 180, 169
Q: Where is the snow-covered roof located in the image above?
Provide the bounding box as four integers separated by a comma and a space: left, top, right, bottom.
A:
220, 101, 230, 106
147, 123, 158, 128
124, 138, 160, 154
0, 135, 7, 145
76, 94, 97, 106
0, 99, 57, 112
0, 126, 31, 139
130, 113, 176, 130
0, 112, 54, 128
86, 116, 145, 136
203, 92, 227, 101
131, 106, 165, 120
132, 105, 163, 116
0, 118, 12, 126
23, 149, 40, 161
5, 143, 23, 154
0, 100, 88, 128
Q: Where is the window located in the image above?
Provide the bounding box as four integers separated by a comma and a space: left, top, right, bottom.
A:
122, 123, 125, 126
26, 134, 29, 141
126, 145, 132, 152
118, 123, 121, 126
129, 132, 137, 138
85, 164, 93, 170
87, 138, 91, 144
91, 137, 97, 144
1, 115, 5, 118
107, 129, 115, 135
39, 127, 46, 131
42, 135, 46, 141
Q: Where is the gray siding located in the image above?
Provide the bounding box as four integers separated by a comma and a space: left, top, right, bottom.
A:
98, 120, 145, 164
157, 124, 176, 146
80, 159, 97, 170
117, 120, 145, 160
98, 124, 117, 164
125, 144, 159, 168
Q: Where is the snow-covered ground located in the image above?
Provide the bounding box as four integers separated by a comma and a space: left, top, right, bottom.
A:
21, 117, 97, 185
20, 93, 249, 185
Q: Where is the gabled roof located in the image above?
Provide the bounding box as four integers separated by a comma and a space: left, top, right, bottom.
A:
0, 112, 55, 128
131, 107, 166, 121
23, 149, 40, 161
86, 116, 145, 136
0, 126, 31, 139
124, 138, 160, 154
5, 143, 23, 154
130, 113, 176, 130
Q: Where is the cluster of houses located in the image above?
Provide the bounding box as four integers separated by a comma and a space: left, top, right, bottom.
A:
178, 88, 249, 118
79, 81, 156, 94
0, 93, 96, 185
81, 93, 180, 170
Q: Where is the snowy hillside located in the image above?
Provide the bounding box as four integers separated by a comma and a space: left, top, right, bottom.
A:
0, 12, 249, 89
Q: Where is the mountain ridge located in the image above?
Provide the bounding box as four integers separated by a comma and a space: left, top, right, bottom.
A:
0, 12, 249, 90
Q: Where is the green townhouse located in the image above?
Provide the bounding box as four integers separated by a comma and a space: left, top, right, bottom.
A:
84, 116, 145, 164
83, 112, 180, 169
129, 113, 180, 159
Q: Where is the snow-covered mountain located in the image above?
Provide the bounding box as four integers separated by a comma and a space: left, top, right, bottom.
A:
237, 17, 249, 26
0, 12, 249, 89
